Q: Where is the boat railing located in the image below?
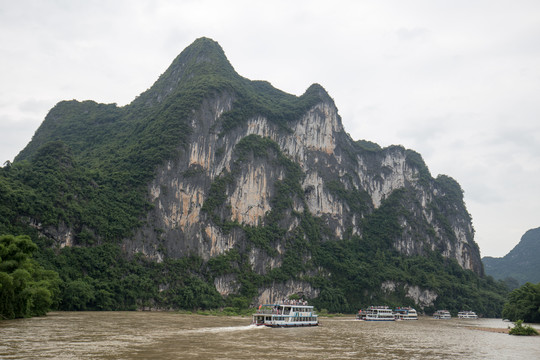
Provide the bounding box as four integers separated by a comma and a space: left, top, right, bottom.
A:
256, 308, 281, 315
255, 300, 312, 314
256, 308, 296, 315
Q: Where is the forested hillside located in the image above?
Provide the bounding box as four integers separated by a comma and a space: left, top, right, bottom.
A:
483, 227, 540, 286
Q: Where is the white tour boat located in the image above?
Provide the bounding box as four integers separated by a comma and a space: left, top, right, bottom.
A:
433, 310, 452, 319
252, 301, 319, 327
457, 311, 478, 319
393, 307, 418, 320
357, 306, 395, 321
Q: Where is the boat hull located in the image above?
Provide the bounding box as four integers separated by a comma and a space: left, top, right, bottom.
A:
255, 322, 319, 328
395, 317, 418, 320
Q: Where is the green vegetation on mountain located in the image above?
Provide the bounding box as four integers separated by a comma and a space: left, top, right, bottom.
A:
219, 82, 324, 133
1, 141, 149, 243
0, 38, 509, 317
308, 189, 504, 316
35, 244, 223, 311
354, 139, 382, 152
483, 227, 540, 285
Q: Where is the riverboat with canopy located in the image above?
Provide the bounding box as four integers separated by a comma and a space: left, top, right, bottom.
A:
393, 307, 418, 320
252, 300, 319, 327
458, 311, 478, 319
356, 306, 395, 321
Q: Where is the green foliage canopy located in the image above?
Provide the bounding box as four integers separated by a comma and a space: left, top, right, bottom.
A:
502, 282, 540, 323
0, 235, 60, 319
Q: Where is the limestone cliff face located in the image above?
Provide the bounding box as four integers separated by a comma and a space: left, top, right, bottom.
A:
126, 72, 482, 291
381, 281, 438, 308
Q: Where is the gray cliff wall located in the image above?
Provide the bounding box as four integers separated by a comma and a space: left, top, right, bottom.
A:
124, 87, 483, 283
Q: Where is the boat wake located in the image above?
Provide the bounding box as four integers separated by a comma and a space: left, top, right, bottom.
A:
180, 324, 265, 335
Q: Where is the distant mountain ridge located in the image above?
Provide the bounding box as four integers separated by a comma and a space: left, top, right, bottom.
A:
483, 227, 540, 285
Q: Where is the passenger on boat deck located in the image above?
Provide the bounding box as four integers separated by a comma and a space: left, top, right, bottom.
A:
281, 299, 308, 305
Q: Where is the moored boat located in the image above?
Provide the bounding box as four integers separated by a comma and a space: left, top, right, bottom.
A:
393, 307, 418, 320
457, 311, 478, 319
252, 300, 319, 327
357, 306, 395, 321
433, 310, 451, 319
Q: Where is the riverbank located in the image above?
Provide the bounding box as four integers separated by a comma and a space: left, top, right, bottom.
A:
469, 326, 509, 334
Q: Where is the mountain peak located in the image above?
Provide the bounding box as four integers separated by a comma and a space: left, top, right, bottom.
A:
304, 83, 334, 105
132, 37, 237, 107
177, 37, 233, 71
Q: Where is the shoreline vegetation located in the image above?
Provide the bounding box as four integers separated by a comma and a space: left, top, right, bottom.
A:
469, 321, 540, 336
508, 320, 539, 336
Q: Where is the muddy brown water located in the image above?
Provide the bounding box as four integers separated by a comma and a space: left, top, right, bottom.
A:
1, 312, 539, 359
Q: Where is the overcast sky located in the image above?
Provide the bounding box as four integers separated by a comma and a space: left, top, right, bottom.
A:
1, 0, 539, 257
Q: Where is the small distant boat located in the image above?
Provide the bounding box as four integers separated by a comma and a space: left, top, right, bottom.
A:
433, 310, 452, 319
457, 311, 478, 319
357, 306, 395, 321
393, 307, 418, 320
252, 300, 319, 327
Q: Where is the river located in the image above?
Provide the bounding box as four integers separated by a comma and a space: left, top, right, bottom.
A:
1, 312, 539, 359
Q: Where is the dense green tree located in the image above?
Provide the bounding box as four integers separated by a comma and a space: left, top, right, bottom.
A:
502, 282, 540, 323
61, 279, 95, 311
0, 235, 60, 319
